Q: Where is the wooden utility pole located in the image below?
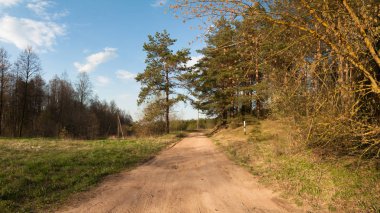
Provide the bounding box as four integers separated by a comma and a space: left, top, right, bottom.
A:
117, 115, 124, 139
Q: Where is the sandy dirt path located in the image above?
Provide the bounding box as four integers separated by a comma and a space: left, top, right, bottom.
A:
60, 134, 301, 213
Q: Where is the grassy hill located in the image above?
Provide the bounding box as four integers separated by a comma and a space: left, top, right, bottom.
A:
212, 119, 380, 212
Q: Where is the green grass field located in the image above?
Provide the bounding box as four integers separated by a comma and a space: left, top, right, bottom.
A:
0, 136, 177, 212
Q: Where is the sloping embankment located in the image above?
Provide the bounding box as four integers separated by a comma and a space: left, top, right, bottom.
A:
212, 119, 380, 212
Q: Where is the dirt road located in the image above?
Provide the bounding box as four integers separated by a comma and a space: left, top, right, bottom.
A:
60, 134, 301, 213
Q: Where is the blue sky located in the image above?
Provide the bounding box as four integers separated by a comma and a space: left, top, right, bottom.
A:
0, 0, 205, 120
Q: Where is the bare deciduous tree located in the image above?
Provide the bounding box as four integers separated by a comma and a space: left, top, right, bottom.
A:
76, 72, 92, 108
14, 47, 41, 137
0, 48, 11, 135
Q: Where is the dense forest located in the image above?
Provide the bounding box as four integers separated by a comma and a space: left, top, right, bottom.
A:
158, 0, 379, 158
0, 47, 132, 139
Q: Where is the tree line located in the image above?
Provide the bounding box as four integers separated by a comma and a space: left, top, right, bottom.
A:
135, 0, 379, 157
0, 47, 132, 139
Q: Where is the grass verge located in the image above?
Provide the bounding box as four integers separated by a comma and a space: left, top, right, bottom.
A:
0, 135, 178, 212
212, 119, 380, 212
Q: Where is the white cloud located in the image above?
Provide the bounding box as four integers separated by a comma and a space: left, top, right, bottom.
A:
0, 0, 21, 7
116, 70, 136, 80
27, 0, 50, 16
96, 76, 110, 86
0, 15, 65, 51
27, 0, 68, 20
151, 0, 167, 7
74, 48, 118, 73
187, 55, 203, 67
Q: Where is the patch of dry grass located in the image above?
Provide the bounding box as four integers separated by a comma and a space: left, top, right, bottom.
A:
212, 119, 380, 212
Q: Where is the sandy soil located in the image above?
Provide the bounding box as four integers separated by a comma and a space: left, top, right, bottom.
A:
59, 133, 302, 213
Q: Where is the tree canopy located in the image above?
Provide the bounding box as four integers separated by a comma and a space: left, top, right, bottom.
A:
170, 0, 380, 158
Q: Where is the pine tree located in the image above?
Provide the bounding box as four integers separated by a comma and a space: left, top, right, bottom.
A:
136, 30, 190, 133
187, 18, 241, 122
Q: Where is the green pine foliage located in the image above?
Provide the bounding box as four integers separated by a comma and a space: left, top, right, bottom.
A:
136, 30, 191, 133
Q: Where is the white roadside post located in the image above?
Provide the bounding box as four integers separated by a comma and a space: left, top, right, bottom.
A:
244, 121, 246, 135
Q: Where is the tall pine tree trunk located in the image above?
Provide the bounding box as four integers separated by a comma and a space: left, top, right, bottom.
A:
165, 68, 170, 134
255, 38, 261, 118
